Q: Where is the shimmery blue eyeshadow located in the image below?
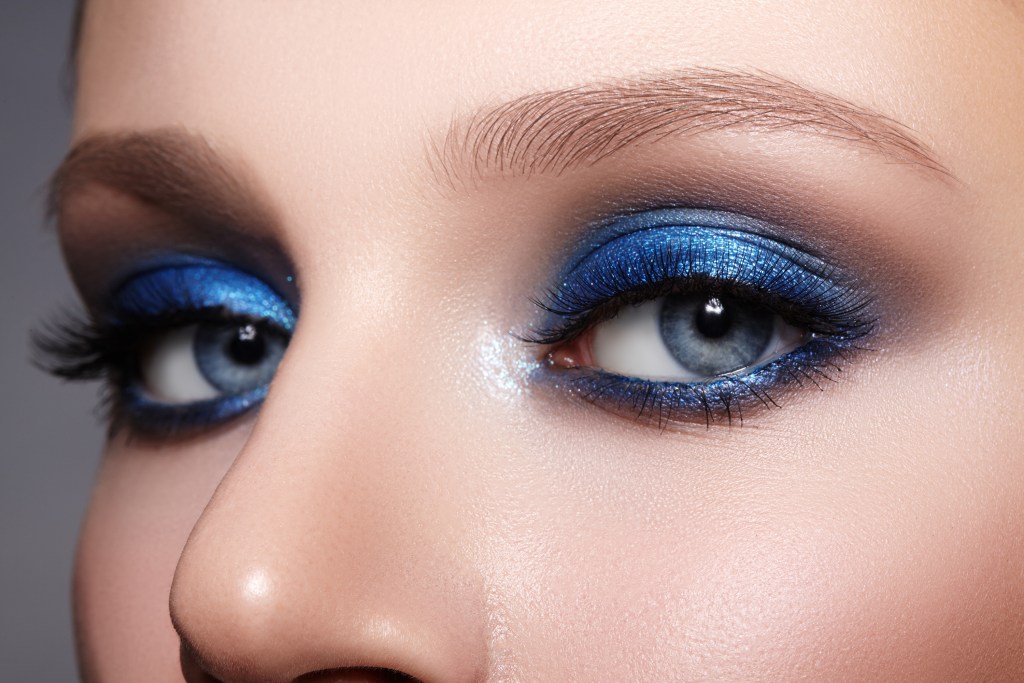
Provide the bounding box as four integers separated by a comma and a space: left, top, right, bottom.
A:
121, 384, 269, 433
565, 208, 800, 271
112, 262, 296, 332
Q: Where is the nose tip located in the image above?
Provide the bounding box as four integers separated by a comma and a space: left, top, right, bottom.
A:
167, 445, 488, 683
171, 549, 481, 683
170, 559, 305, 682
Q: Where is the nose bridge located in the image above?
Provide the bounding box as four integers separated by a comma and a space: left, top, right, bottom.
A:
169, 307, 488, 682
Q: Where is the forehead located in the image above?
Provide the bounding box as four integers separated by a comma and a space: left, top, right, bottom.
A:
72, 1, 1022, 195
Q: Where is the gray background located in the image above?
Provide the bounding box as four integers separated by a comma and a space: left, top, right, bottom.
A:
1, 2, 103, 680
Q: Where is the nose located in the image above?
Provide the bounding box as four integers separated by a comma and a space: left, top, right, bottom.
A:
169, 322, 488, 683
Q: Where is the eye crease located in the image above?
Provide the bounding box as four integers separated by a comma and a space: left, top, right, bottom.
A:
529, 208, 876, 427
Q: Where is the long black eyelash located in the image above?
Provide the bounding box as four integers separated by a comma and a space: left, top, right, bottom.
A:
31, 306, 275, 436
523, 242, 876, 347
31, 304, 270, 383
30, 309, 134, 431
31, 271, 210, 382
31, 308, 136, 382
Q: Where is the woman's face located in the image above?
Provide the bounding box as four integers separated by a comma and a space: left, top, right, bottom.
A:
57, 0, 1024, 681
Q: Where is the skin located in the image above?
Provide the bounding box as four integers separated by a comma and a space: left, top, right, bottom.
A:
59, 0, 1023, 681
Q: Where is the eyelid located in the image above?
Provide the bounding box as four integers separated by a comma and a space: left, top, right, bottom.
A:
110, 260, 297, 331
529, 211, 872, 347
562, 208, 829, 274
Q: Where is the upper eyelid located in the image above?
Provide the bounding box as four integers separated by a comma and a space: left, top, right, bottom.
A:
528, 214, 874, 342
110, 262, 297, 331
559, 208, 833, 278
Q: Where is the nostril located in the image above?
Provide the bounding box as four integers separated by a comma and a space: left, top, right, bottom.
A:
295, 668, 424, 683
183, 642, 424, 683
179, 641, 221, 683
182, 636, 424, 683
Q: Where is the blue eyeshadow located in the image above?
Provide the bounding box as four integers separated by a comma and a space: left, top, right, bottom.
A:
564, 208, 801, 270
120, 384, 269, 435
112, 262, 296, 331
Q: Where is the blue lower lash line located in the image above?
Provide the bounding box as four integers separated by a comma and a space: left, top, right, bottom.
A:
540, 339, 849, 428
119, 383, 268, 436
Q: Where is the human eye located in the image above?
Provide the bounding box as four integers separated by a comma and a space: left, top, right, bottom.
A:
33, 259, 296, 437
527, 208, 876, 427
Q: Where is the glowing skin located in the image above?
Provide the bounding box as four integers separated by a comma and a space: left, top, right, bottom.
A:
55, 0, 1024, 681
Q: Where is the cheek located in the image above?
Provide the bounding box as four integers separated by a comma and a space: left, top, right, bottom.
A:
491, 398, 1024, 680
656, 506, 1022, 679
515, 490, 1023, 681
73, 426, 247, 683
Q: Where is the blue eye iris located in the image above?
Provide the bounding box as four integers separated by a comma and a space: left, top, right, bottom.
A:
106, 260, 296, 434
660, 294, 775, 377
194, 322, 288, 394
530, 208, 875, 427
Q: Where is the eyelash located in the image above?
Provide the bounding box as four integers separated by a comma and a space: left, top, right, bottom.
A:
33, 308, 272, 437
529, 255, 870, 344
525, 216, 877, 428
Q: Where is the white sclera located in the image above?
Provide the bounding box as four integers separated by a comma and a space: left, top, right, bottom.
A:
590, 297, 806, 382
591, 299, 684, 380
141, 325, 219, 402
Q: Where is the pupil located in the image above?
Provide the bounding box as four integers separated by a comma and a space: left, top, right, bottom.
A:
695, 297, 732, 339
227, 324, 266, 365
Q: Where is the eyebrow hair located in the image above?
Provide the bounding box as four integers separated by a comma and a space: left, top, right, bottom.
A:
430, 68, 951, 187
49, 128, 275, 237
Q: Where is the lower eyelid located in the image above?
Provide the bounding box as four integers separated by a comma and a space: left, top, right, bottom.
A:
119, 384, 268, 438
539, 336, 859, 429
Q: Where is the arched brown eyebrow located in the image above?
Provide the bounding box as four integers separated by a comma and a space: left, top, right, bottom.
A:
49, 128, 275, 238
430, 68, 952, 187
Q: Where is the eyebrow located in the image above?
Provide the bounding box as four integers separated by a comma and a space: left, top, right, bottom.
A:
430, 68, 951, 186
49, 129, 275, 236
